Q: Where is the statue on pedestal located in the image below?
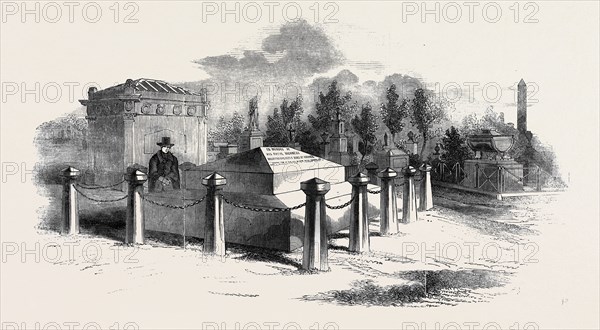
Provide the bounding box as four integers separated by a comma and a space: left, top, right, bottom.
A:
239, 95, 264, 152
248, 96, 259, 131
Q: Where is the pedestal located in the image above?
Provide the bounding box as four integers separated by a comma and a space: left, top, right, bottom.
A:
239, 129, 264, 152
463, 159, 524, 193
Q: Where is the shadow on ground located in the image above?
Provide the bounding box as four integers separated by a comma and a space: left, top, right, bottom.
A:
302, 269, 510, 307
229, 244, 302, 269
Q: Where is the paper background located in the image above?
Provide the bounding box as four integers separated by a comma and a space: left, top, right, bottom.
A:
1, 1, 598, 329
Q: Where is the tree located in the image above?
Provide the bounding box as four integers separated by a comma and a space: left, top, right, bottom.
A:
351, 103, 379, 163
264, 96, 304, 147
208, 112, 245, 144
410, 88, 449, 156
281, 95, 303, 127
229, 111, 245, 143
296, 121, 321, 156
264, 108, 288, 146
380, 84, 409, 143
308, 80, 355, 133
441, 126, 473, 166
208, 116, 226, 142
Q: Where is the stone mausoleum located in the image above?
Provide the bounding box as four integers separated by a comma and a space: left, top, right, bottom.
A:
79, 78, 209, 187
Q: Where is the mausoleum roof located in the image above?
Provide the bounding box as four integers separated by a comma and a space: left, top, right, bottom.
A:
99, 78, 199, 96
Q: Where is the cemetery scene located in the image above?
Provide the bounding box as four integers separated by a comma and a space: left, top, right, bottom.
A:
12, 9, 593, 330
34, 71, 568, 308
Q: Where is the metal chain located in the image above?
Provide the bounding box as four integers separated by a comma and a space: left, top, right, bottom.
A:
143, 194, 207, 209
367, 188, 381, 194
76, 179, 126, 190
73, 185, 128, 203
219, 194, 305, 212
325, 194, 355, 210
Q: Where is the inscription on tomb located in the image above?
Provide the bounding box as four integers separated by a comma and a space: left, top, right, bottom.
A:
263, 147, 321, 167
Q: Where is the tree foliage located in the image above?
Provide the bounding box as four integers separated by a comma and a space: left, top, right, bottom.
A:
380, 84, 409, 142
410, 88, 449, 155
308, 80, 355, 133
351, 103, 379, 162
461, 106, 510, 135
281, 95, 303, 126
264, 96, 304, 147
295, 121, 322, 156
35, 114, 88, 142
264, 108, 288, 147
208, 111, 245, 144
441, 126, 473, 166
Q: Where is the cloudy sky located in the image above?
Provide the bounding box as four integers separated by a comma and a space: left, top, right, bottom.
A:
1, 1, 599, 176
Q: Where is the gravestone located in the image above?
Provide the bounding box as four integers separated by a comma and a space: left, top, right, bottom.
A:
328, 109, 351, 166
374, 133, 409, 175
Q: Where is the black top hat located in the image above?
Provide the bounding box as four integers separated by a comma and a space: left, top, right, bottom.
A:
157, 136, 174, 147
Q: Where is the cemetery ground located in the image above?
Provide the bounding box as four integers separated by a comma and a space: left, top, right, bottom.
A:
4, 180, 596, 330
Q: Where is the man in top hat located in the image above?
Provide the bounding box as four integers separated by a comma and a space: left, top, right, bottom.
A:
148, 137, 180, 192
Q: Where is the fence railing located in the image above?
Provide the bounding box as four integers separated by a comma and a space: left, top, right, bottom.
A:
60, 164, 434, 272
432, 161, 568, 194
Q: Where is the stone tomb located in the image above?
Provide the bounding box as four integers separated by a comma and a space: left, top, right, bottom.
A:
143, 147, 381, 251
79, 78, 209, 188
462, 129, 524, 193
463, 159, 524, 192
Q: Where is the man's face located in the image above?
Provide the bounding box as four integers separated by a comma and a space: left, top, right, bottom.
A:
161, 146, 171, 153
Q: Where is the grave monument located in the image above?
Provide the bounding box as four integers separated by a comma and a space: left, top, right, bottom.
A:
144, 147, 382, 251
374, 132, 409, 175
79, 78, 209, 188
463, 129, 524, 192
239, 96, 265, 152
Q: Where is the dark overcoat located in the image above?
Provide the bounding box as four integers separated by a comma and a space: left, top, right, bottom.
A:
148, 150, 180, 192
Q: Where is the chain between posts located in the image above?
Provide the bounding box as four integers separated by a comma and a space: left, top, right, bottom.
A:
143, 194, 207, 209
220, 194, 305, 212
73, 185, 128, 203
367, 189, 381, 194
76, 179, 126, 190
325, 194, 355, 210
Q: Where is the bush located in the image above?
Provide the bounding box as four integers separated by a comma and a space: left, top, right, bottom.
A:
441, 126, 472, 166
408, 153, 422, 168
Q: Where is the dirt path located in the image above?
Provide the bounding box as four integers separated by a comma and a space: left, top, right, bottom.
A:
2, 184, 577, 329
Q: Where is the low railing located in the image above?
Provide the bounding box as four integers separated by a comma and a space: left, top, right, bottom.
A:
59, 164, 434, 272
432, 161, 568, 194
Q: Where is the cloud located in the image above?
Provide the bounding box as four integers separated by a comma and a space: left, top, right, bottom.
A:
185, 20, 425, 130
189, 20, 344, 122
194, 19, 343, 82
